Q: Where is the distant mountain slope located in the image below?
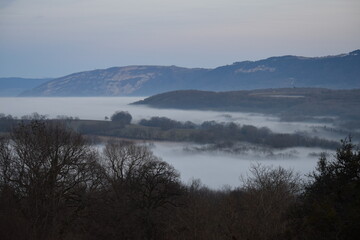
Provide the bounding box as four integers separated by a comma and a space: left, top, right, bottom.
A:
201, 50, 360, 91
133, 88, 360, 126
0, 78, 52, 96
20, 66, 209, 96
20, 50, 360, 96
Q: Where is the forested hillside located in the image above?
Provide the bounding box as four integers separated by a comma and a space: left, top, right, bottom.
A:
134, 88, 360, 129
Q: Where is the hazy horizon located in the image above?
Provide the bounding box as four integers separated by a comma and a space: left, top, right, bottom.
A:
1, 49, 359, 79
1, 0, 359, 78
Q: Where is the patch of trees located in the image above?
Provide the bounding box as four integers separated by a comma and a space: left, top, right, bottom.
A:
0, 114, 16, 133
124, 120, 339, 149
0, 112, 49, 133
184, 142, 301, 159
0, 120, 359, 239
139, 117, 196, 130
75, 114, 339, 149
0, 113, 340, 149
111, 111, 132, 125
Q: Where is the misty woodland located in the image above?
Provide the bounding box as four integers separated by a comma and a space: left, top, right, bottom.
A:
0, 119, 359, 240
1, 0, 359, 239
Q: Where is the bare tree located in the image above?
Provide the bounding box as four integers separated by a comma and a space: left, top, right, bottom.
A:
237, 163, 302, 240
103, 140, 151, 183
0, 120, 99, 240
101, 140, 182, 240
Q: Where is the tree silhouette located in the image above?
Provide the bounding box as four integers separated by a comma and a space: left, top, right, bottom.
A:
0, 120, 99, 240
296, 138, 360, 240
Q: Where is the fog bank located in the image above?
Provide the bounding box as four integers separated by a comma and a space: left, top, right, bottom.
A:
150, 142, 333, 189
0, 97, 342, 188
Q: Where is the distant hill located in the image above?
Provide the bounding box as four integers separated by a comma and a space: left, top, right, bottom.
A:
20, 49, 360, 96
0, 78, 52, 96
133, 88, 360, 127
20, 66, 208, 96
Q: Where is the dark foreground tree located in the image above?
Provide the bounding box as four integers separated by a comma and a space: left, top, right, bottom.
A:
82, 140, 183, 240
0, 120, 100, 240
217, 164, 301, 240
292, 138, 360, 239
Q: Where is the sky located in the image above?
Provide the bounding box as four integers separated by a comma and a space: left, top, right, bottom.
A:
0, 0, 359, 78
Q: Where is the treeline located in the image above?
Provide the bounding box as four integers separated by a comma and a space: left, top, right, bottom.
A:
0, 113, 339, 149
0, 120, 359, 240
0, 112, 77, 133
79, 115, 339, 149
139, 117, 196, 130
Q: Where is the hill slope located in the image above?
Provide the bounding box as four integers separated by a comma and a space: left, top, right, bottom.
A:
20, 50, 360, 96
133, 88, 360, 127
20, 66, 209, 96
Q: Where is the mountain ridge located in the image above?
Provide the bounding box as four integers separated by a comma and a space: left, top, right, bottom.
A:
19, 50, 360, 96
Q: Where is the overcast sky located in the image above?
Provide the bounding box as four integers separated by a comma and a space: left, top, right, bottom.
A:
0, 0, 359, 78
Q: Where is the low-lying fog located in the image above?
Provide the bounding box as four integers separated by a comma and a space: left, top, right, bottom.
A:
1, 97, 336, 134
0, 97, 341, 188
149, 142, 334, 188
